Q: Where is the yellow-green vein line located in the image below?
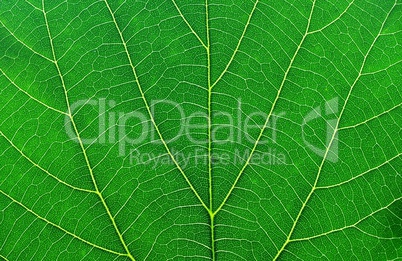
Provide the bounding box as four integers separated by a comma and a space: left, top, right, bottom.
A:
0, 20, 54, 63
289, 196, 402, 243
316, 153, 402, 190
206, 0, 212, 214
210, 0, 259, 89
338, 102, 402, 131
0, 69, 67, 116
0, 190, 127, 257
102, 0, 209, 214
24, 0, 43, 12
205, 1, 216, 260
214, 0, 316, 216
210, 213, 216, 261
273, 3, 397, 260
0, 130, 95, 194
171, 0, 207, 49
0, 254, 10, 261
42, 1, 135, 260
307, 0, 355, 35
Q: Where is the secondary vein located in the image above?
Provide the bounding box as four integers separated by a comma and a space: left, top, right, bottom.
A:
42, 1, 135, 260
0, 190, 127, 257
210, 0, 259, 89
273, 2, 397, 259
0, 131, 95, 194
171, 0, 207, 49
102, 0, 209, 215
289, 196, 402, 243
214, 0, 316, 216
0, 68, 67, 116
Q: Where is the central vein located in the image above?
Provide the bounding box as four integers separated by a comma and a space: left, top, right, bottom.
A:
205, 0, 216, 260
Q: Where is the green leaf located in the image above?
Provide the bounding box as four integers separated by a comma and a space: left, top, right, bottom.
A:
1, 0, 401, 260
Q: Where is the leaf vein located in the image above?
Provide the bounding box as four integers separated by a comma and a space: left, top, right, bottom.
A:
102, 0, 209, 213
210, 0, 259, 89
42, 1, 135, 259
171, 0, 207, 48
0, 190, 127, 257
214, 0, 317, 216
0, 20, 54, 63
0, 130, 95, 194
273, 2, 398, 259
289, 196, 402, 243
316, 153, 402, 190
0, 69, 67, 116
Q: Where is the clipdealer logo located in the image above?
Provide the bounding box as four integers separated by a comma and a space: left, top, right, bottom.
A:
64, 98, 285, 157
64, 97, 339, 164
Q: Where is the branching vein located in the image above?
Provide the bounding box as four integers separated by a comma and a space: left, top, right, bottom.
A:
42, 1, 135, 260
214, 0, 317, 216
102, 0, 209, 213
0, 130, 95, 193
171, 0, 207, 49
0, 190, 127, 257
273, 2, 398, 259
210, 0, 259, 89
0, 69, 67, 116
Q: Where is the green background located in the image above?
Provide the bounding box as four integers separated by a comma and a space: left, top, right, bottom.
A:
0, 0, 401, 260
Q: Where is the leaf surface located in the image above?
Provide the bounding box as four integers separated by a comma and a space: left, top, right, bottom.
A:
0, 0, 401, 260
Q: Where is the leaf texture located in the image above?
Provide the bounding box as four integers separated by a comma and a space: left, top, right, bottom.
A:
0, 0, 401, 260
